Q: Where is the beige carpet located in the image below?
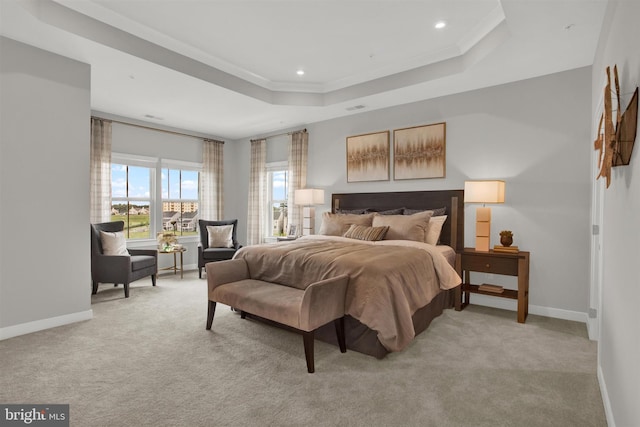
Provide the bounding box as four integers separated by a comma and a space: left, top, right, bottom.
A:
0, 271, 606, 427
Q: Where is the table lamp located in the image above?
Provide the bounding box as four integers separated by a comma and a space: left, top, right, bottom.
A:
464, 180, 505, 252
294, 188, 325, 235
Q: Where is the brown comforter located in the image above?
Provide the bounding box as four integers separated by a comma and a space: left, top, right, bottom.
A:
234, 235, 461, 352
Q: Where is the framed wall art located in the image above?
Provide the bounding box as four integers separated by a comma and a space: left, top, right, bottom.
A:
346, 130, 390, 182
393, 122, 446, 180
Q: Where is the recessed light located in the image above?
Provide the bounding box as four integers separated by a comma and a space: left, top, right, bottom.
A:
435, 21, 446, 29
296, 70, 305, 76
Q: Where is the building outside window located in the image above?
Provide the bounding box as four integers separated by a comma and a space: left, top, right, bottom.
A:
161, 167, 199, 236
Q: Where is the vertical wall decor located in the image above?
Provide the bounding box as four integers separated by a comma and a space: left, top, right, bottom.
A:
346, 130, 390, 182
614, 87, 638, 166
393, 122, 446, 180
594, 65, 638, 188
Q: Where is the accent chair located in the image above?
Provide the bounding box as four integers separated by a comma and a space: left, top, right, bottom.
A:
198, 219, 241, 278
90, 221, 158, 298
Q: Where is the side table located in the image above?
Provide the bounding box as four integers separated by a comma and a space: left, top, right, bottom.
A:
159, 247, 187, 279
456, 248, 530, 323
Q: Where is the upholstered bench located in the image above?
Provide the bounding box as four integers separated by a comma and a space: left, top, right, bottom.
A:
205, 259, 349, 373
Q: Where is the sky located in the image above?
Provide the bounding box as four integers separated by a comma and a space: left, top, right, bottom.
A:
112, 164, 198, 200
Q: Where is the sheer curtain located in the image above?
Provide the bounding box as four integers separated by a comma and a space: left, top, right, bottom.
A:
90, 118, 112, 223
287, 130, 308, 231
247, 139, 266, 245
200, 139, 224, 220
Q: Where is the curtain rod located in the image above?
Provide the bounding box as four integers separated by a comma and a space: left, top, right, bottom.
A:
91, 115, 224, 144
250, 128, 307, 143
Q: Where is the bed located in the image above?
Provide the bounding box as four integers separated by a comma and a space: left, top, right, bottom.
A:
235, 189, 464, 358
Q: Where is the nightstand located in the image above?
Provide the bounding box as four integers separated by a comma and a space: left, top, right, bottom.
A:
455, 248, 530, 323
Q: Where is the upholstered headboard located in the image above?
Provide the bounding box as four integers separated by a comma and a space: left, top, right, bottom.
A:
330, 190, 464, 251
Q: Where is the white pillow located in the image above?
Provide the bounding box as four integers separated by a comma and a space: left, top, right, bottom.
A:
100, 230, 129, 256
207, 225, 234, 248
425, 215, 447, 245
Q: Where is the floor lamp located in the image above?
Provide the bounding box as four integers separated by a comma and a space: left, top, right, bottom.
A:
464, 180, 505, 252
294, 188, 325, 236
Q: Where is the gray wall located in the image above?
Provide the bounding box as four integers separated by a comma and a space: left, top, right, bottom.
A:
0, 37, 91, 336
591, 1, 640, 426
231, 68, 593, 317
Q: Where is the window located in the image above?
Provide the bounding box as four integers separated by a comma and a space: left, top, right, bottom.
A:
110, 154, 202, 241
111, 163, 152, 239
161, 167, 199, 236
267, 162, 289, 237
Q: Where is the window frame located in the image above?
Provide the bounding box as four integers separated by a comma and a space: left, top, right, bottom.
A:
110, 153, 202, 244
111, 153, 156, 241
160, 159, 201, 238
266, 161, 289, 238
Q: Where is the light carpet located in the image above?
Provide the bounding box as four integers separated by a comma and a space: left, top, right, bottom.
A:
0, 271, 606, 427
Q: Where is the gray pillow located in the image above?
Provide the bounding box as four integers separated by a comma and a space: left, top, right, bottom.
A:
403, 207, 446, 216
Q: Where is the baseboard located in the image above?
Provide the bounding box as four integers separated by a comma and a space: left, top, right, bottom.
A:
0, 309, 93, 341
587, 316, 599, 341
467, 294, 588, 323
597, 363, 616, 427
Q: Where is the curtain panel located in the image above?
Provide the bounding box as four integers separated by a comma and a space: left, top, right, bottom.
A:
287, 130, 308, 231
90, 118, 112, 223
201, 139, 224, 221
247, 139, 267, 245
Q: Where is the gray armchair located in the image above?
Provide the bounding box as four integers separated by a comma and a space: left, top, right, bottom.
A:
90, 221, 158, 298
198, 219, 241, 278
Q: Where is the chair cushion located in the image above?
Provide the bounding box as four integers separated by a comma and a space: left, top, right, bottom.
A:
207, 225, 234, 248
131, 255, 156, 271
100, 230, 128, 255
202, 247, 236, 261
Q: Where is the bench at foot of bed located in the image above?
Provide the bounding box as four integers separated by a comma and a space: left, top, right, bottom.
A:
205, 259, 350, 373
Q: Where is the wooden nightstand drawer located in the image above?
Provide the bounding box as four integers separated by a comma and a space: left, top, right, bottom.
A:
461, 254, 518, 275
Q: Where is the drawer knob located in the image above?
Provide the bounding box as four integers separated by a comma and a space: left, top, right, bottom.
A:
485, 264, 490, 268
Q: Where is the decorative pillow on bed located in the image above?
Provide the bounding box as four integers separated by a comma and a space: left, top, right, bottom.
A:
100, 230, 129, 256
318, 213, 375, 236
343, 224, 389, 241
425, 215, 447, 245
372, 211, 432, 242
403, 207, 446, 216
207, 225, 234, 248
365, 207, 404, 215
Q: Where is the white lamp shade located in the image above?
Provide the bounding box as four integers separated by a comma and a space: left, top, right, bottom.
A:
464, 180, 505, 204
295, 188, 325, 205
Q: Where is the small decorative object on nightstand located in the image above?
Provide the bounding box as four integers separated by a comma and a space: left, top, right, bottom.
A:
455, 247, 530, 323
499, 230, 513, 246
495, 230, 518, 253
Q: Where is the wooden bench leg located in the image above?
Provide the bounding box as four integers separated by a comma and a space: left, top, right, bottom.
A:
206, 301, 216, 330
302, 331, 315, 373
334, 317, 346, 353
